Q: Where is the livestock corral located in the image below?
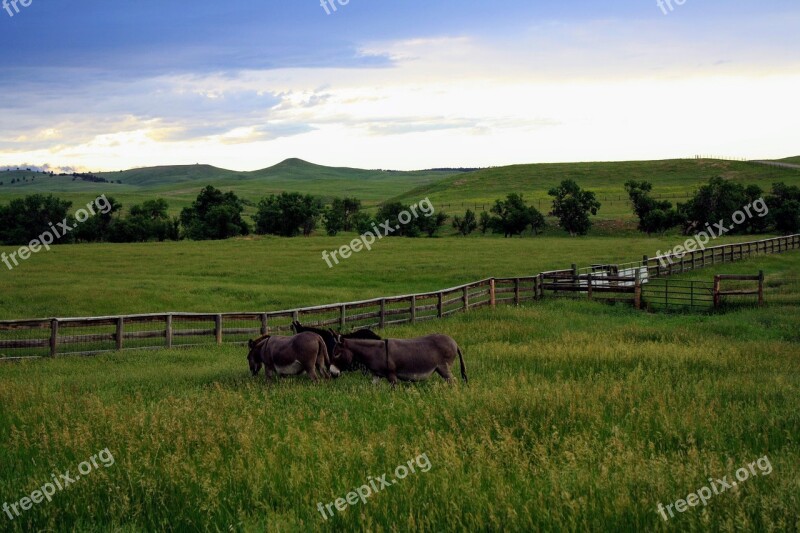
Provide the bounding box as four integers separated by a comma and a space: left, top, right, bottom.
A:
1, 235, 799, 531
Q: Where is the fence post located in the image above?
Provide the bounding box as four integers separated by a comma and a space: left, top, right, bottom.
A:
489, 280, 496, 308
260, 313, 268, 336
713, 275, 721, 308
166, 314, 173, 348
340, 304, 346, 330
437, 292, 444, 317
586, 274, 593, 301
463, 286, 470, 311
514, 278, 520, 305
643, 255, 651, 278
634, 270, 642, 310
116, 316, 124, 351
49, 319, 58, 357
215, 314, 223, 345
380, 299, 386, 328
292, 310, 299, 323
410, 295, 416, 323
758, 270, 764, 307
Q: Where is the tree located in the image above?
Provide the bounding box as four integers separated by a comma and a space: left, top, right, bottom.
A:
766, 182, 800, 234
180, 186, 250, 240
478, 211, 491, 234
548, 180, 600, 236
625, 180, 683, 235
678, 177, 749, 235
417, 212, 449, 237
73, 196, 123, 242
324, 197, 363, 236
452, 209, 478, 236
489, 193, 545, 237
254, 192, 323, 237
0, 194, 73, 245
106, 199, 179, 243
375, 202, 420, 237
528, 207, 546, 235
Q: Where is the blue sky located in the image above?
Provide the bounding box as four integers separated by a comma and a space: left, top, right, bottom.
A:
1, 0, 798, 171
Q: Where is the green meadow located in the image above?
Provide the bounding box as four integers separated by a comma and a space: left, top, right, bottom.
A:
1, 259, 798, 531
0, 234, 789, 320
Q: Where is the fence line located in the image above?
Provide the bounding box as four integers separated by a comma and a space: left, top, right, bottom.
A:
1, 234, 798, 360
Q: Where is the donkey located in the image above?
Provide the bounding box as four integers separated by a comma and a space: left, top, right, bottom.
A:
247, 332, 333, 382
290, 321, 381, 373
332, 334, 467, 386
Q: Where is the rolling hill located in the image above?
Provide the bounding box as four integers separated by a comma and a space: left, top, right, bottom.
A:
391, 158, 800, 219
1, 158, 798, 225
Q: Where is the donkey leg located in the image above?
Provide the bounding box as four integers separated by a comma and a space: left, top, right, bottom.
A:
435, 365, 456, 384
304, 361, 319, 383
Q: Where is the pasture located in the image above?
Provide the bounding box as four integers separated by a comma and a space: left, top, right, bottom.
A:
0, 234, 787, 320
1, 287, 799, 531
0, 236, 798, 531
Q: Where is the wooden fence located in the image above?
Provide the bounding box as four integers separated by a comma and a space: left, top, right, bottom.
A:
1, 233, 798, 360
714, 272, 764, 307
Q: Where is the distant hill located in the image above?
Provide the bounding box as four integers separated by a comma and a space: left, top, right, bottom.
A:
96, 164, 238, 186
777, 156, 800, 165
1, 157, 798, 221
0, 158, 460, 213
390, 158, 800, 219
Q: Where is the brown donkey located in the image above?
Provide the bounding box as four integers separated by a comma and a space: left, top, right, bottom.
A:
247, 332, 333, 382
332, 334, 467, 386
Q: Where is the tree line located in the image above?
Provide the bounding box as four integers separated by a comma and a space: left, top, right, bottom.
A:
626, 177, 800, 235
1, 177, 797, 246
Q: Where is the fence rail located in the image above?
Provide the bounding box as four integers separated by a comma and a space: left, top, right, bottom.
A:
1, 234, 798, 360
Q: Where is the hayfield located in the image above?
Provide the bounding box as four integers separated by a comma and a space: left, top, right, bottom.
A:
0, 237, 799, 531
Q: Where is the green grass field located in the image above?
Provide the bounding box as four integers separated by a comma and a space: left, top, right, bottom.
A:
1, 266, 798, 531
1, 234, 789, 320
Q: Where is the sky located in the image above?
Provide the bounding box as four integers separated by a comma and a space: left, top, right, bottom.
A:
0, 0, 798, 172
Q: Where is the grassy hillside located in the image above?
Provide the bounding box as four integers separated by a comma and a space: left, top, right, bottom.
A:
777, 156, 800, 165
1, 158, 798, 234
1, 282, 798, 531
0, 160, 459, 215
393, 158, 800, 219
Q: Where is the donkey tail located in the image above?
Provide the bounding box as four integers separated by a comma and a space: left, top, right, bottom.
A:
318, 338, 332, 378
457, 347, 468, 383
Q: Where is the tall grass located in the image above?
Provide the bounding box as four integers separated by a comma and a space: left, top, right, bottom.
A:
1, 295, 798, 531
